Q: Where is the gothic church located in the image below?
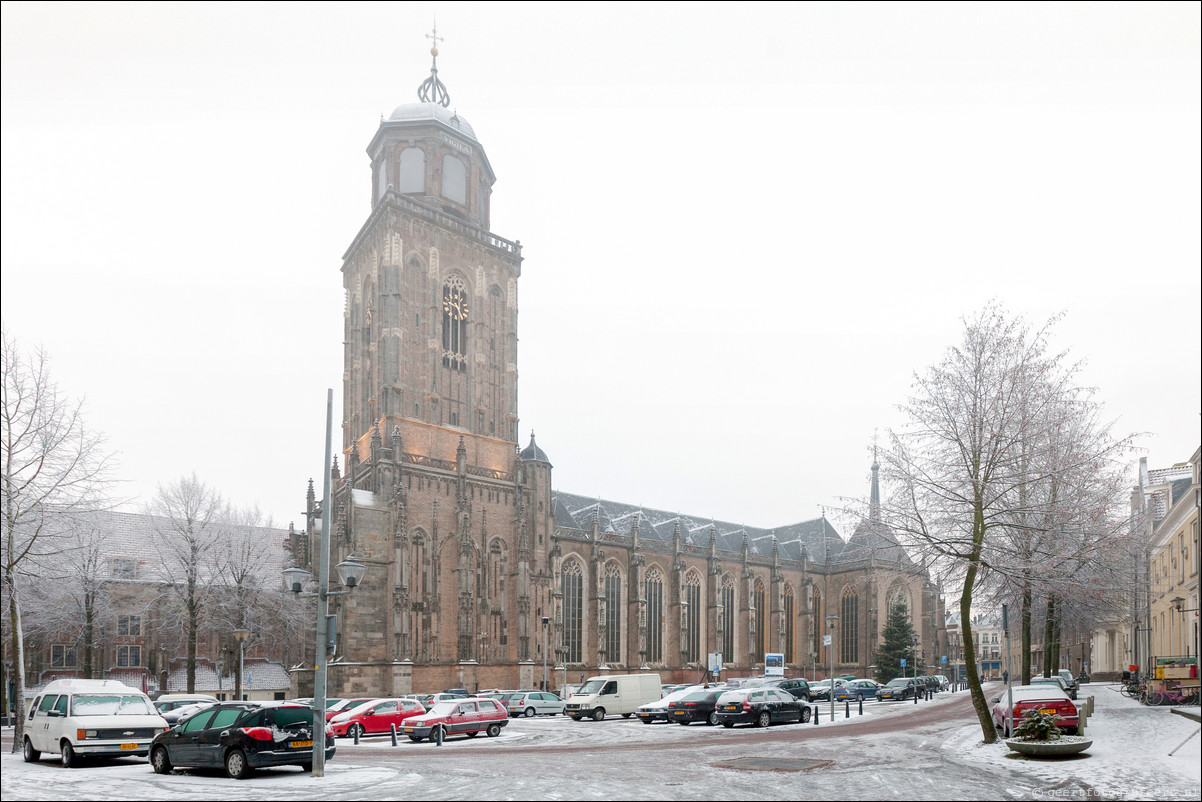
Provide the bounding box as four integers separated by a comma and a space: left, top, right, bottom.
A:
291, 45, 946, 696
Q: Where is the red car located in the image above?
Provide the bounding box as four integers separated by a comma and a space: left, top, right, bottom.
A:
402, 697, 509, 742
329, 698, 425, 738
990, 685, 1079, 737
324, 697, 377, 723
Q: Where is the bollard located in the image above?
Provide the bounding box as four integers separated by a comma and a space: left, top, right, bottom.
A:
435, 724, 444, 746
914, 689, 919, 704
845, 701, 850, 719
353, 726, 360, 745
858, 698, 863, 716
813, 705, 819, 725
390, 723, 398, 746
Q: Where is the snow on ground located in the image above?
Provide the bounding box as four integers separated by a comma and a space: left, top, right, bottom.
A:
1, 683, 1198, 800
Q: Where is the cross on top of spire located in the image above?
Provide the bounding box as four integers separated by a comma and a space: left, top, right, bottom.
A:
418, 22, 452, 107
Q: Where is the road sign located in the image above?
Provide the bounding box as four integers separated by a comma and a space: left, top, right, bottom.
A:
822, 634, 832, 647
901, 658, 907, 667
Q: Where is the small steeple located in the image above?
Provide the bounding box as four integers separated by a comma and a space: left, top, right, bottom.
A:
869, 445, 881, 523
417, 23, 452, 107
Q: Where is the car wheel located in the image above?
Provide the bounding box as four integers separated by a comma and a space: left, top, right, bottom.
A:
524, 706, 536, 718
225, 749, 252, 780
800, 707, 812, 723
350, 723, 365, 740
23, 738, 41, 763
150, 746, 173, 775
61, 741, 79, 769
756, 711, 771, 728
592, 708, 606, 722
707, 712, 720, 726
856, 693, 864, 702
486, 723, 502, 738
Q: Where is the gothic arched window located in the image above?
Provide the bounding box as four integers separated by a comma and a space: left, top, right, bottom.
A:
399, 147, 425, 193
645, 567, 664, 663
441, 154, 467, 204
784, 584, 795, 664
604, 563, 622, 665
685, 571, 702, 663
441, 274, 469, 370
841, 586, 859, 665
720, 576, 735, 662
753, 578, 766, 660
562, 560, 584, 664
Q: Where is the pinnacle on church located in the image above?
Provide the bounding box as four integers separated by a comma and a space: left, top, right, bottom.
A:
417, 24, 452, 107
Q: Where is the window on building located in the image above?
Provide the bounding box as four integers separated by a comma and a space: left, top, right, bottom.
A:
645, 568, 663, 663
51, 645, 77, 668
604, 564, 622, 664
783, 584, 795, 664
685, 573, 702, 663
720, 578, 735, 662
118, 615, 141, 637
110, 559, 136, 579
399, 147, 425, 193
754, 579, 766, 660
116, 645, 141, 667
441, 154, 467, 204
562, 561, 583, 664
840, 586, 859, 664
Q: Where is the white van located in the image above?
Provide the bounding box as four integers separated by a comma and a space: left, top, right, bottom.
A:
23, 679, 169, 767
565, 673, 661, 721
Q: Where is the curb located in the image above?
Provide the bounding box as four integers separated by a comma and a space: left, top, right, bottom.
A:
1170, 708, 1201, 724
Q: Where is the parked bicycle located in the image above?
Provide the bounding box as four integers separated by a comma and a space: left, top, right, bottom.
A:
1121, 678, 1146, 698
1148, 684, 1200, 707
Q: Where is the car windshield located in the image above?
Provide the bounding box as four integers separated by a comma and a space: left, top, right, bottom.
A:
427, 702, 458, 716
884, 679, 909, 688
72, 695, 155, 715
577, 680, 606, 695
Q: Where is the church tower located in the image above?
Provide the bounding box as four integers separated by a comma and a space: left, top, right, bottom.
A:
342, 36, 522, 451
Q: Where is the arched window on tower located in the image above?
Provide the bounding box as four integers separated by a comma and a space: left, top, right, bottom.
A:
562, 561, 584, 664
441, 154, 467, 204
604, 563, 622, 665
841, 586, 859, 664
645, 567, 664, 664
811, 586, 823, 665
399, 147, 425, 193
441, 275, 469, 370
720, 576, 735, 662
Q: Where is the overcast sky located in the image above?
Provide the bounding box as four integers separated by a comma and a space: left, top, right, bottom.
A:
2, 2, 1199, 534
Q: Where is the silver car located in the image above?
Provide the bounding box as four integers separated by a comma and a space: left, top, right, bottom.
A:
506, 691, 565, 717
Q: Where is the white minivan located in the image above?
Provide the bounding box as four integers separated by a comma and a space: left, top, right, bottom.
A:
565, 673, 661, 721
23, 679, 169, 767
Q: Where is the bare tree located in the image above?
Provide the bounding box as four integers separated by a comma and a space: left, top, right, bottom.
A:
880, 304, 1133, 742
1, 327, 112, 749
146, 474, 229, 693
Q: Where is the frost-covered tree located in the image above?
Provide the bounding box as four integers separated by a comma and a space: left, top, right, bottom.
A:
2, 327, 112, 750
880, 303, 1134, 743
874, 602, 917, 684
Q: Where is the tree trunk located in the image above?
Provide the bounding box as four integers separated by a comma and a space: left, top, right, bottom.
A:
7, 571, 27, 753
83, 592, 95, 678
1020, 580, 1032, 684
187, 581, 198, 694
1042, 596, 1055, 677
964, 500, 996, 743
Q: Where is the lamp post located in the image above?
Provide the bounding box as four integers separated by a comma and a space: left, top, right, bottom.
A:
541, 617, 550, 692
282, 389, 368, 779
826, 614, 838, 723
233, 628, 250, 701
911, 634, 919, 680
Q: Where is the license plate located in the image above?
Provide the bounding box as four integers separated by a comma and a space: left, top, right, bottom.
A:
404, 728, 414, 733
120, 743, 138, 750
724, 705, 738, 710
290, 740, 313, 749
1040, 708, 1057, 716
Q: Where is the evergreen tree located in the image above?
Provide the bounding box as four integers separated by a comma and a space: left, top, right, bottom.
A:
875, 603, 916, 684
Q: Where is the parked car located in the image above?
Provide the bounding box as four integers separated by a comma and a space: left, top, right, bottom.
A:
153, 694, 219, 716
1057, 670, 1080, 698
329, 698, 426, 738
506, 691, 565, 717
921, 676, 941, 693
667, 689, 727, 726
808, 679, 847, 702
565, 673, 662, 721
23, 679, 169, 767
160, 702, 216, 726
1030, 675, 1076, 700
425, 692, 470, 705
932, 675, 951, 691
323, 697, 377, 722
149, 701, 333, 779
636, 685, 706, 724
833, 679, 881, 702
876, 677, 924, 701
761, 678, 812, 703
714, 687, 809, 727
989, 685, 1079, 737
402, 698, 509, 742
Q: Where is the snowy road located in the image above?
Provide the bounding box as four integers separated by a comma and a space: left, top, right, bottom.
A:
2, 684, 1198, 800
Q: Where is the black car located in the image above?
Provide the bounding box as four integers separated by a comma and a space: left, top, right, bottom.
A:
876, 677, 924, 701
761, 678, 812, 703
667, 690, 725, 726
714, 687, 810, 727
149, 702, 334, 779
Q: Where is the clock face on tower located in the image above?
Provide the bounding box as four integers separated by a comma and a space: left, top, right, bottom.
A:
443, 294, 468, 320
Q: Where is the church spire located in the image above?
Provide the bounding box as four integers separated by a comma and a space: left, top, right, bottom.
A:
869, 444, 881, 524
417, 23, 452, 107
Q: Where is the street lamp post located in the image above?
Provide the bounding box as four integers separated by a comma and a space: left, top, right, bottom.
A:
233, 628, 250, 701
826, 614, 838, 723
282, 389, 368, 779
